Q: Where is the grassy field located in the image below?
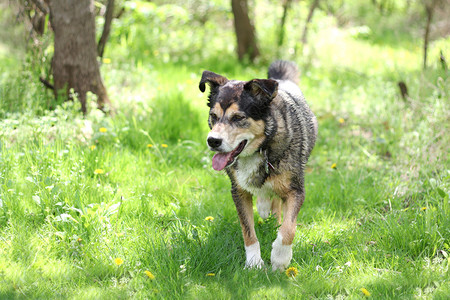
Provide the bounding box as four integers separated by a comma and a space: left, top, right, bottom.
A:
0, 1, 449, 299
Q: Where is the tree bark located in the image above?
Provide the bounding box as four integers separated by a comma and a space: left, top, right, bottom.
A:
45, 0, 112, 114
97, 0, 115, 58
231, 0, 260, 61
301, 0, 320, 45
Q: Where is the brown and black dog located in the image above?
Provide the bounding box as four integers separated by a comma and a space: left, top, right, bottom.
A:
199, 60, 317, 271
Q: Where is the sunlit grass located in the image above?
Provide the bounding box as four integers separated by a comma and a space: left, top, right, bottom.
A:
0, 1, 449, 298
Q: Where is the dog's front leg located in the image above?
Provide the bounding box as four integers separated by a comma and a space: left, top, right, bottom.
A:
271, 190, 304, 271
231, 183, 264, 269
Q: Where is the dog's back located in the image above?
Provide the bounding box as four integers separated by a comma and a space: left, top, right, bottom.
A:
267, 60, 318, 167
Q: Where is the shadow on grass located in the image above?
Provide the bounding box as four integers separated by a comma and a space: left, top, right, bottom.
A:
139, 214, 297, 299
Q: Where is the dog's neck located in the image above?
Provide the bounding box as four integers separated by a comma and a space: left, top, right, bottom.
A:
260, 148, 275, 174
258, 112, 277, 152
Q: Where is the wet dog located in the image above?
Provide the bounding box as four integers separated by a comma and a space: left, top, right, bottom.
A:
199, 60, 317, 271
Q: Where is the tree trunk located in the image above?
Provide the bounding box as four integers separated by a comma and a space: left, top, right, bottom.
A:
277, 0, 292, 54
46, 0, 112, 114
231, 0, 260, 61
301, 0, 320, 45
423, 0, 436, 69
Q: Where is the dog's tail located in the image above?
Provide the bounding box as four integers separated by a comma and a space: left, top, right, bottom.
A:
268, 60, 299, 84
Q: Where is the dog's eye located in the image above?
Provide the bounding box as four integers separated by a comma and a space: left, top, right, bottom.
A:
231, 115, 246, 122
210, 113, 219, 122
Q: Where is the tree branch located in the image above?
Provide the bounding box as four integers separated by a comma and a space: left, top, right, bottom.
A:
30, 0, 48, 15
301, 0, 320, 45
39, 76, 54, 90
97, 0, 115, 58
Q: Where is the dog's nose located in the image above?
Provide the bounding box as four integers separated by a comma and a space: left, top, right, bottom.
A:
207, 137, 222, 148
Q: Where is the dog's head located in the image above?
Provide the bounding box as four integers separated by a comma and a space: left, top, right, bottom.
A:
199, 70, 278, 171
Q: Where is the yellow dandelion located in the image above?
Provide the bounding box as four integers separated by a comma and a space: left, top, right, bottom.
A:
94, 169, 104, 175
360, 287, 371, 297
161, 144, 168, 148
331, 163, 337, 169
147, 144, 153, 148
114, 258, 124, 266
285, 266, 299, 278
204, 216, 214, 222
89, 145, 96, 150
206, 273, 215, 277
338, 118, 345, 124
421, 207, 427, 211
144, 270, 155, 280
77, 237, 82, 242
102, 58, 111, 64
99, 127, 107, 133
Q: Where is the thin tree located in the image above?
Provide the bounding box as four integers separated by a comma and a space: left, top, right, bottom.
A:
301, 0, 320, 45
277, 0, 292, 56
98, 0, 115, 58
231, 0, 260, 61
423, 0, 437, 69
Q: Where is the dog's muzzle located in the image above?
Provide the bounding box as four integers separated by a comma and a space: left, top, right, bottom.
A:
210, 140, 247, 171
207, 137, 222, 149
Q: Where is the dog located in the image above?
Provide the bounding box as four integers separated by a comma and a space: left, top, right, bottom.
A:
199, 60, 318, 271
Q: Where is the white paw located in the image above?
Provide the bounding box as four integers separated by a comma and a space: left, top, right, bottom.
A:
245, 242, 265, 269
256, 197, 272, 219
271, 233, 292, 271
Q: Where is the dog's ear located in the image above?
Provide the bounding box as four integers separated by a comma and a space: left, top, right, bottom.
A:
199, 71, 228, 93
244, 79, 278, 101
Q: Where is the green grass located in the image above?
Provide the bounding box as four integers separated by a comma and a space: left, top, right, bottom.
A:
1, 1, 449, 299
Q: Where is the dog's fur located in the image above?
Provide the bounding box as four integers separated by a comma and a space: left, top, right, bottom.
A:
199, 60, 318, 271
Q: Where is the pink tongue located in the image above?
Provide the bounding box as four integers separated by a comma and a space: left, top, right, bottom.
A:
212, 152, 233, 171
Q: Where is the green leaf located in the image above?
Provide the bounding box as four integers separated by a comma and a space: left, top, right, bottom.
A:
436, 187, 446, 198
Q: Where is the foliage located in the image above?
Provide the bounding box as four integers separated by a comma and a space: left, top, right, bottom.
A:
110, 0, 233, 66
0, 0, 449, 298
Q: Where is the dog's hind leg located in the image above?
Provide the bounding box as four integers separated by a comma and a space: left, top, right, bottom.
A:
271, 197, 282, 224
271, 191, 304, 271
256, 197, 272, 219
232, 185, 264, 269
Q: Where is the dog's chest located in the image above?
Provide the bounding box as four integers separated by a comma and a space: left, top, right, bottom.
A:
233, 154, 276, 199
